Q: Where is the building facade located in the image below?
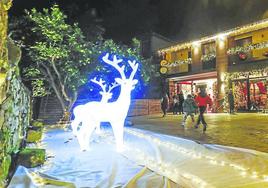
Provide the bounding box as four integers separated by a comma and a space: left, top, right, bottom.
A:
138, 32, 173, 98
159, 19, 268, 112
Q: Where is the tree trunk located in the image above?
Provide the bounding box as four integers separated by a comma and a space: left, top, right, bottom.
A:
40, 64, 66, 112
62, 91, 78, 121
51, 59, 71, 103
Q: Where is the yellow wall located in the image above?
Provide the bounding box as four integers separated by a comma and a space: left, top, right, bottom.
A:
165, 49, 189, 74
234, 28, 268, 59
252, 28, 268, 58
177, 49, 189, 60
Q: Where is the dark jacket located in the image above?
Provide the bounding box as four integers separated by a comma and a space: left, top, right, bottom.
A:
161, 95, 169, 109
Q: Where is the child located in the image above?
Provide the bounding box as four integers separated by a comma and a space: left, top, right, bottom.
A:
181, 94, 197, 127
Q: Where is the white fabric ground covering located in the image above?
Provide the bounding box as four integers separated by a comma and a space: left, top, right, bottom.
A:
8, 127, 268, 188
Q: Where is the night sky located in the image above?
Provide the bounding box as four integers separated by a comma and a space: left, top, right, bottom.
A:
9, 0, 268, 44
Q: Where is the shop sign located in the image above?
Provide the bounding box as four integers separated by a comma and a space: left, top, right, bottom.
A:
160, 67, 168, 74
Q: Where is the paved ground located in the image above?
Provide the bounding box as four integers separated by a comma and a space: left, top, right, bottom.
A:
128, 113, 268, 153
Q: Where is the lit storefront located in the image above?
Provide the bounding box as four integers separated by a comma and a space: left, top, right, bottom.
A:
169, 72, 218, 112
225, 67, 268, 111
159, 18, 268, 112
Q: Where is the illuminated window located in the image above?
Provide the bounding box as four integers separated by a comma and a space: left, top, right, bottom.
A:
202, 42, 216, 55
235, 37, 252, 47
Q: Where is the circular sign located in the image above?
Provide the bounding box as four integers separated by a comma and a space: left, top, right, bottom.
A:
160, 60, 168, 66
160, 67, 168, 74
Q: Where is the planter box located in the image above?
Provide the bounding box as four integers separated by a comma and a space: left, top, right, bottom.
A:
17, 148, 46, 168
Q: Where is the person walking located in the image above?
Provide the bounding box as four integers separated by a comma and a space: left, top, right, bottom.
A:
194, 88, 212, 132
161, 93, 169, 117
172, 95, 179, 114
228, 89, 235, 114
178, 91, 184, 114
181, 94, 197, 127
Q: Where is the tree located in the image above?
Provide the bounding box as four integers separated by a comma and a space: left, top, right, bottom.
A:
23, 5, 94, 115
10, 5, 156, 118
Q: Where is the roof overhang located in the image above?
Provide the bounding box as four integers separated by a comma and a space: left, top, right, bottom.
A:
168, 71, 217, 82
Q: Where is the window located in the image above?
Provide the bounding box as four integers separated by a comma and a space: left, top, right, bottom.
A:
188, 50, 192, 58
235, 37, 252, 47
202, 42, 216, 55
171, 51, 178, 62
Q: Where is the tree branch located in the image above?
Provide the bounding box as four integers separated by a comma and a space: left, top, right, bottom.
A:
40, 63, 66, 111
51, 57, 71, 103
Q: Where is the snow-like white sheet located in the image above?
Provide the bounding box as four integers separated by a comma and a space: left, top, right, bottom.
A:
8, 127, 268, 188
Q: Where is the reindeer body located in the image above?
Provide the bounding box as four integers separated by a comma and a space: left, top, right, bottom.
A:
72, 54, 138, 151
71, 78, 119, 136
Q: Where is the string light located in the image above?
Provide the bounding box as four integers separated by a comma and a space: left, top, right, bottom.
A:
158, 18, 268, 53
123, 142, 209, 187
125, 128, 268, 182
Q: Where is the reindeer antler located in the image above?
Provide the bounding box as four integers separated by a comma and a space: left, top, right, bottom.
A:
108, 82, 119, 93
91, 77, 107, 92
102, 53, 126, 80
128, 60, 139, 80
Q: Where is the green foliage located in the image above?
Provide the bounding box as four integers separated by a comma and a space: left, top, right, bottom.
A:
25, 5, 92, 94
18, 148, 46, 168
93, 38, 156, 83
10, 4, 156, 112
0, 155, 11, 186
26, 130, 42, 143
31, 120, 44, 128
31, 79, 48, 97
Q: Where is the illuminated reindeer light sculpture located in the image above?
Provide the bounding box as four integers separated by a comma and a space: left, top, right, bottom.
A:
71, 78, 119, 136
72, 53, 139, 151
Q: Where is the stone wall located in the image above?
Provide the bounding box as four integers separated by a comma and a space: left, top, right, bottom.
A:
0, 39, 31, 186
0, 76, 31, 186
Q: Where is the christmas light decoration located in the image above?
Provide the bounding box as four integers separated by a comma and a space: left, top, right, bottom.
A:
71, 53, 139, 151
227, 41, 268, 55
158, 18, 268, 53
124, 128, 268, 184
201, 53, 216, 62
164, 58, 192, 67
222, 67, 268, 111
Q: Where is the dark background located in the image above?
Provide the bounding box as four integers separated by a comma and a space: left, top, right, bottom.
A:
9, 0, 268, 44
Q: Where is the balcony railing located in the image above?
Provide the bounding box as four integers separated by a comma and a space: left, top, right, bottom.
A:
201, 53, 216, 70
228, 51, 253, 66
227, 41, 268, 66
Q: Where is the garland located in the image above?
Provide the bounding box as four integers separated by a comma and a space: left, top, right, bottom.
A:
165, 58, 192, 67
201, 53, 216, 62
222, 67, 268, 112
227, 41, 268, 55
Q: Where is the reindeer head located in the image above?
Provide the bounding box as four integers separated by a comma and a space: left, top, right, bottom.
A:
102, 54, 139, 91
91, 77, 119, 102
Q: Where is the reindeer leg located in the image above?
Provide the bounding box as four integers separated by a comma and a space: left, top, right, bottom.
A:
71, 119, 80, 136
95, 123, 101, 134
77, 121, 95, 151
111, 120, 124, 152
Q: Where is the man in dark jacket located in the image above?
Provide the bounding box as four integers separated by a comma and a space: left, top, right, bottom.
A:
228, 89, 235, 114
161, 93, 169, 117
194, 88, 212, 132
178, 91, 184, 114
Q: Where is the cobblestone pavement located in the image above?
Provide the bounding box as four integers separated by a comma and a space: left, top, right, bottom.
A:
128, 113, 268, 153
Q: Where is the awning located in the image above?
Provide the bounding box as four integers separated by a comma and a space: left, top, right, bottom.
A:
168, 71, 217, 82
